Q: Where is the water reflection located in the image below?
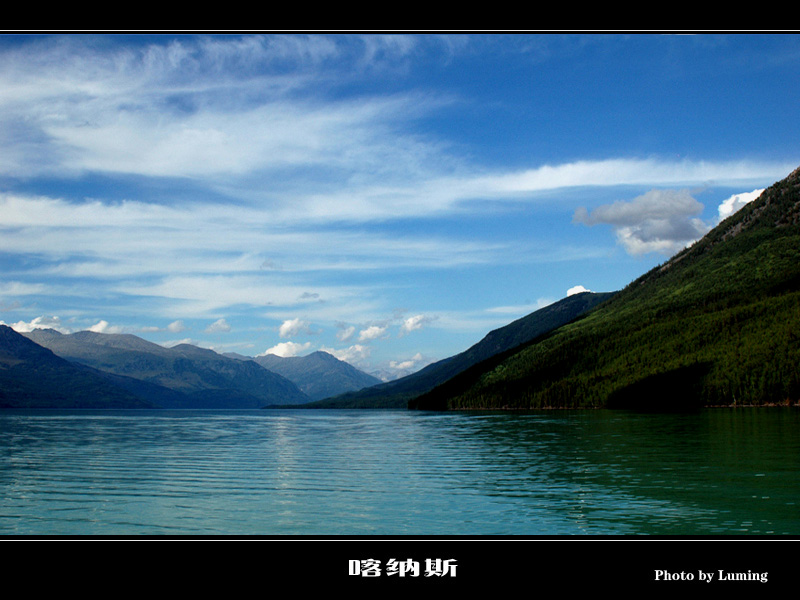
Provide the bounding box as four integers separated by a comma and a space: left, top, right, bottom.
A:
427, 409, 800, 534
0, 408, 798, 535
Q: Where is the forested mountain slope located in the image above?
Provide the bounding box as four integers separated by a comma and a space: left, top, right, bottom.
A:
303, 291, 614, 408
411, 166, 800, 410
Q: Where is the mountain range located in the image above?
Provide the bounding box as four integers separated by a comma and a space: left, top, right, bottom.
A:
0, 325, 154, 408
2, 327, 386, 409
410, 165, 800, 410
19, 329, 310, 408
3, 165, 799, 411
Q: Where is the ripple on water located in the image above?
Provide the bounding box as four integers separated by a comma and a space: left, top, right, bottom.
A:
0, 408, 798, 535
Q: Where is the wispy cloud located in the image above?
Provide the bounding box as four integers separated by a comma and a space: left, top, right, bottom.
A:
0, 34, 450, 186
336, 324, 356, 342
2, 34, 798, 371
480, 158, 789, 195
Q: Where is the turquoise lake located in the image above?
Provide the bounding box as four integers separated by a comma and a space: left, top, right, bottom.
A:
0, 408, 798, 536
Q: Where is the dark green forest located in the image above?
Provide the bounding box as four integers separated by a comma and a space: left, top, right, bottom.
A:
411, 166, 800, 411
299, 290, 614, 408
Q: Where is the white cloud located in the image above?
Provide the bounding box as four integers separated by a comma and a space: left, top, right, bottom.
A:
0, 34, 794, 369
4, 315, 125, 335
88, 320, 124, 334
389, 352, 424, 371
162, 338, 198, 348
574, 189, 712, 256
0, 35, 446, 187
718, 188, 764, 221
574, 186, 773, 257
574, 189, 704, 227
567, 285, 591, 296
6, 315, 72, 334
336, 325, 356, 342
482, 158, 791, 196
261, 341, 312, 357
399, 314, 436, 335
205, 318, 231, 333
0, 169, 780, 322
167, 320, 186, 333
138, 326, 163, 333
358, 324, 389, 342
377, 352, 437, 380
320, 344, 371, 367
279, 318, 311, 338
0, 281, 47, 297
114, 274, 362, 319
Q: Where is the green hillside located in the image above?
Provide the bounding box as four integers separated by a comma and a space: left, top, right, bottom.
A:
411, 166, 800, 411
301, 291, 614, 408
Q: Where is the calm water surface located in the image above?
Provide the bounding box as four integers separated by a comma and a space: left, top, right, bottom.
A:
0, 408, 798, 535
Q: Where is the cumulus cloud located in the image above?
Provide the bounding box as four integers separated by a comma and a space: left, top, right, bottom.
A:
379, 352, 437, 380
399, 314, 436, 336
575, 186, 771, 257
205, 318, 231, 333
6, 315, 72, 334
279, 318, 312, 338
389, 352, 425, 371
167, 320, 187, 333
574, 189, 712, 256
88, 320, 124, 334
717, 188, 764, 221
358, 324, 389, 342
261, 341, 313, 357
567, 285, 591, 296
320, 344, 371, 366
5, 315, 125, 335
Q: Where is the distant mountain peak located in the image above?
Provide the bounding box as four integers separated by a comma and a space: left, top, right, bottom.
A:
251, 350, 380, 401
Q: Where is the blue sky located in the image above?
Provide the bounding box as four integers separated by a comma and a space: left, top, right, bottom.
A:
1, 33, 799, 378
